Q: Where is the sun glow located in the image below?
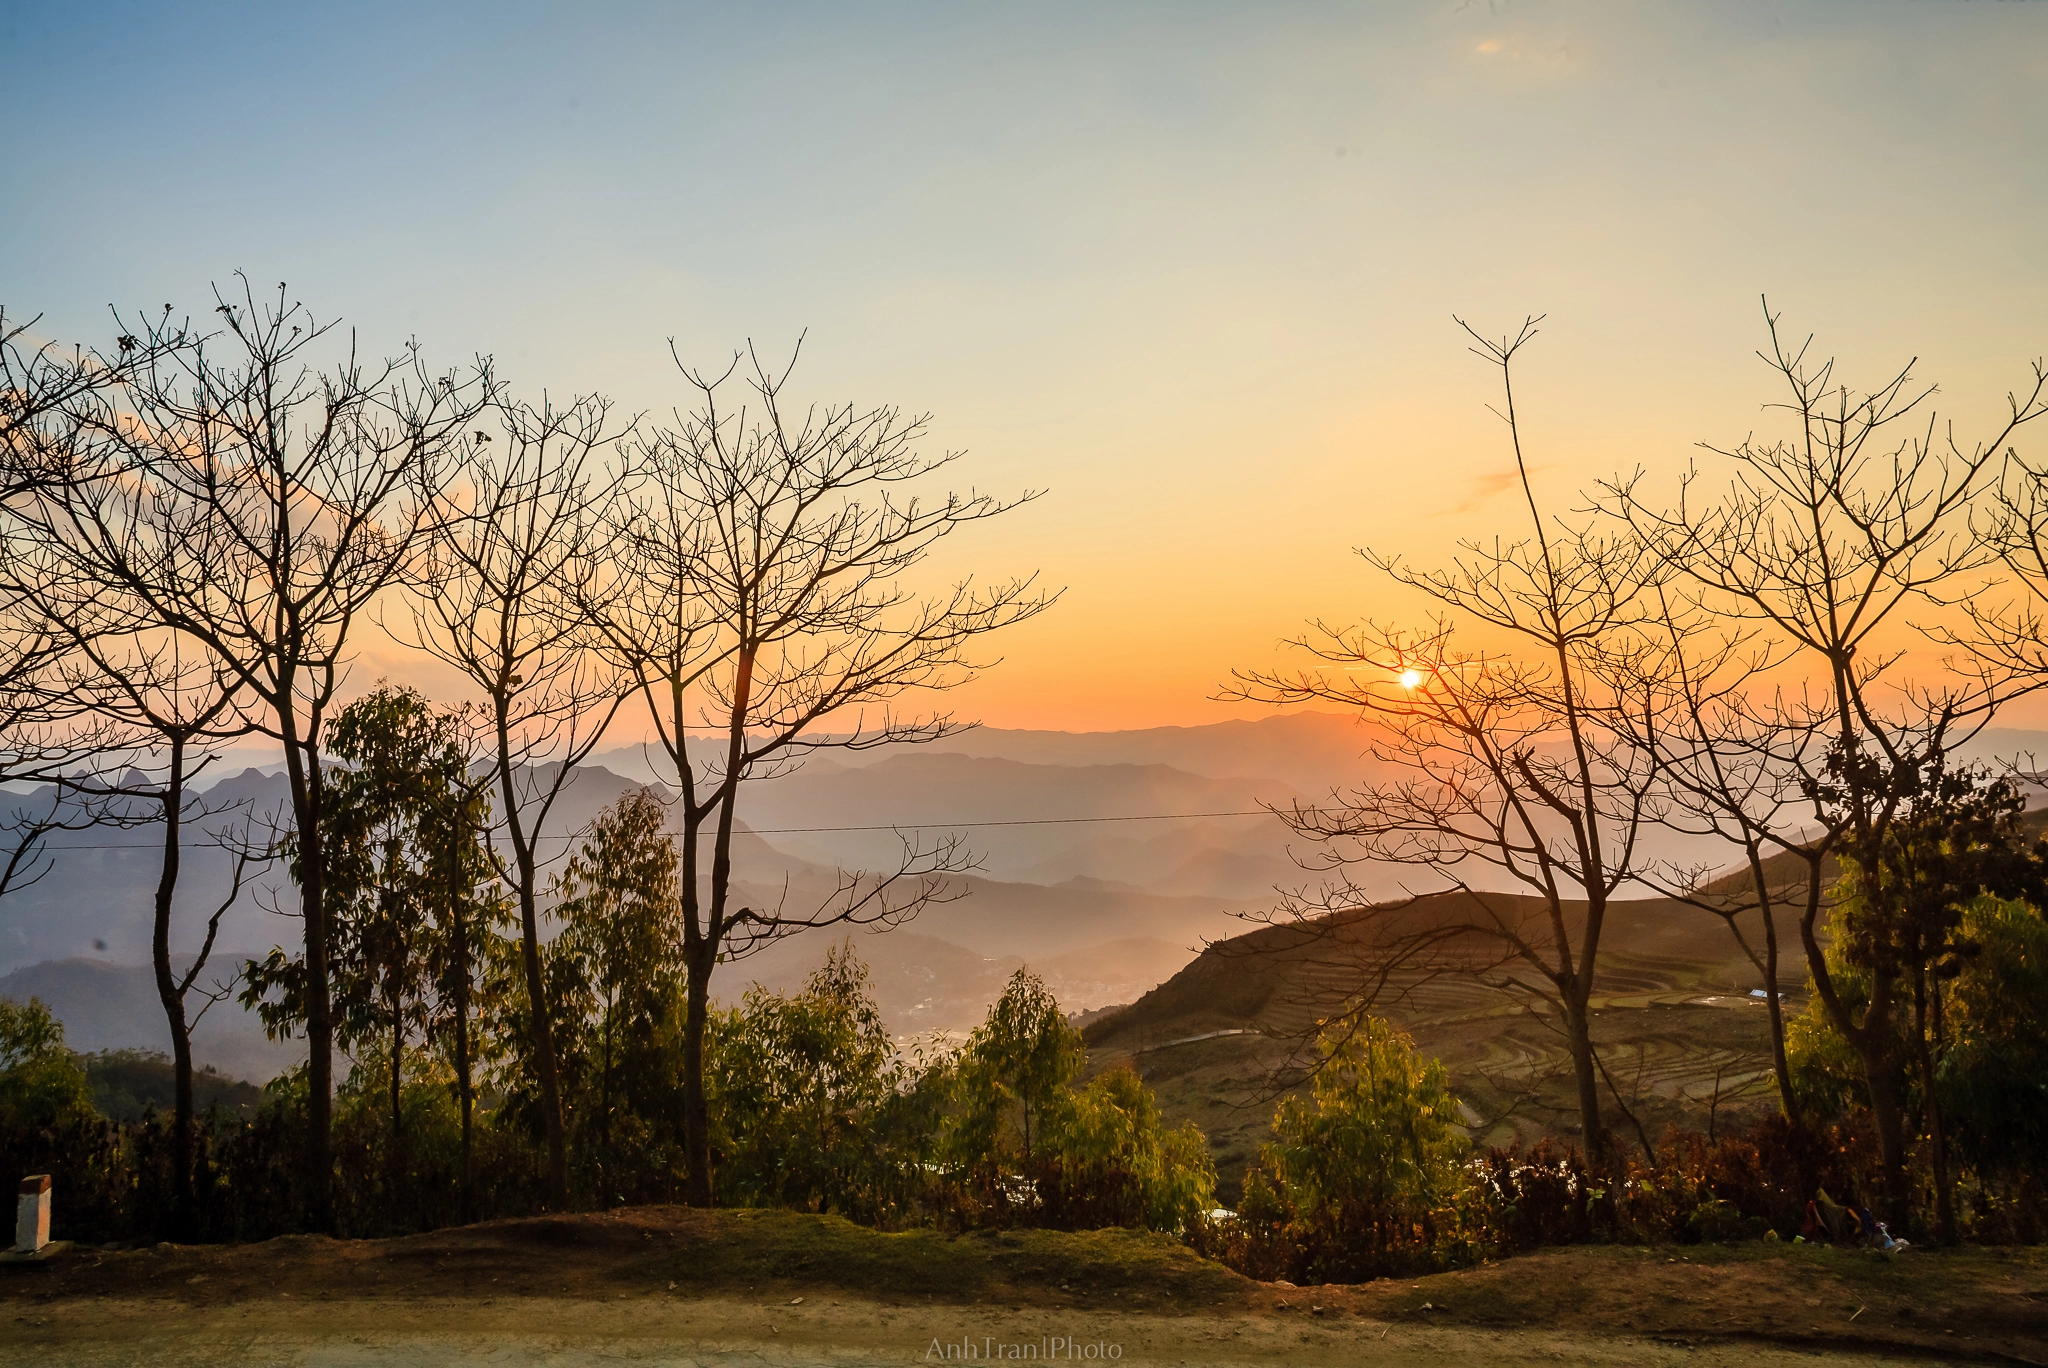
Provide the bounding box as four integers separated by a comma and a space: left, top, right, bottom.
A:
1398, 668, 1425, 690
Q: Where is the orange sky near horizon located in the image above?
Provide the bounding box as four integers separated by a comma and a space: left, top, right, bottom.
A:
10, 3, 2048, 736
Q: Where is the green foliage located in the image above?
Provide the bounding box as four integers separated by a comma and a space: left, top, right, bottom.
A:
931, 969, 1213, 1234
708, 960, 1211, 1236
0, 996, 94, 1134
243, 684, 508, 1207
242, 686, 501, 1064
1828, 763, 2041, 978
1785, 928, 1884, 1123
82, 1049, 262, 1123
947, 968, 1087, 1172
1206, 1016, 1481, 1282
1790, 891, 2048, 1183
709, 944, 931, 1219
543, 789, 689, 1201
1812, 758, 2048, 1235
1272, 1017, 1469, 1217
317, 1045, 538, 1234
1940, 895, 2048, 1175
1036, 1065, 1215, 1234
478, 906, 586, 1142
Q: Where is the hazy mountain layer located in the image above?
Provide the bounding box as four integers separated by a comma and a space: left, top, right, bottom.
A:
12, 709, 2037, 1086
0, 958, 299, 1083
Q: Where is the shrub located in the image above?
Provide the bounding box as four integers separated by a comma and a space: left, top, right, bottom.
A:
1473, 1137, 1589, 1251
1205, 1016, 1485, 1283
1941, 896, 2048, 1178
1035, 1064, 1215, 1234
709, 945, 925, 1220
921, 970, 1205, 1234
0, 997, 94, 1134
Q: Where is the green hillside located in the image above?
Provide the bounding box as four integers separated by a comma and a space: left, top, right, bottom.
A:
1082, 891, 1795, 1200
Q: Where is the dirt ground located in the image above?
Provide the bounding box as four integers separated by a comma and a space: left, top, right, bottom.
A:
1, 1207, 2042, 1367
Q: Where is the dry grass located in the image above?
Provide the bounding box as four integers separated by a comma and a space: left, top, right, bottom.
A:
0, 1209, 2042, 1364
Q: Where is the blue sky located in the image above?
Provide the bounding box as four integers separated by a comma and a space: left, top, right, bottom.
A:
6, 1, 2046, 726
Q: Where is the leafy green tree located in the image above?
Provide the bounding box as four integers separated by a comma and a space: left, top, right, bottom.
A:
1793, 891, 2048, 1193
1940, 895, 2048, 1178
551, 789, 686, 1198
0, 997, 93, 1134
949, 968, 1085, 1174
934, 969, 1211, 1233
708, 944, 918, 1216
1818, 758, 2047, 1241
1037, 1065, 1214, 1233
1254, 1016, 1477, 1281
244, 685, 499, 1210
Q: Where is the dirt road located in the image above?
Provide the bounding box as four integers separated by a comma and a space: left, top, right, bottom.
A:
0, 1208, 2038, 1366
0, 1294, 1957, 1366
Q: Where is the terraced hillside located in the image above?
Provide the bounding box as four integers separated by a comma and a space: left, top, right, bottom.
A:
1082, 891, 1799, 1199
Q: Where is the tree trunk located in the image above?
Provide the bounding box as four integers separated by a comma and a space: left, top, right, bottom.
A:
284, 730, 335, 1233
1798, 856, 1912, 1230
600, 989, 614, 1201
389, 980, 404, 1213
150, 737, 194, 1241
498, 713, 569, 1210
1747, 850, 1797, 1117
1827, 984, 1910, 1229
452, 908, 474, 1226
682, 946, 714, 1207
1859, 1037, 1909, 1230
1564, 994, 1607, 1162
515, 865, 568, 1208
1564, 884, 1609, 1166
1912, 971, 1956, 1245
682, 648, 754, 1209
1761, 903, 1795, 1117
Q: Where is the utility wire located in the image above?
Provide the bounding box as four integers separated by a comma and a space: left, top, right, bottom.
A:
32, 808, 1283, 850
748, 809, 1275, 834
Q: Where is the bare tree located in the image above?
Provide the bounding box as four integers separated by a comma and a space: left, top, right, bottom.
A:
596, 341, 1055, 1204
15, 279, 489, 1231
0, 305, 172, 893
4, 309, 285, 1234
0, 620, 111, 902
1228, 319, 1664, 1162
402, 390, 632, 1211
38, 601, 263, 1238
1957, 373, 2048, 692
1603, 583, 1808, 1116
1607, 299, 2048, 1229
0, 304, 164, 497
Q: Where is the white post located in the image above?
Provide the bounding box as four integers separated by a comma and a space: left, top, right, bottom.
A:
15, 1175, 49, 1253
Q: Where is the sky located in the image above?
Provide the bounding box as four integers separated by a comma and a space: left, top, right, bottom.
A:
6, 1, 2047, 732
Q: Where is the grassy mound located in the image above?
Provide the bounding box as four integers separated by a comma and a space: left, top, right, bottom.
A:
7, 1206, 1250, 1309
1, 1209, 2043, 1361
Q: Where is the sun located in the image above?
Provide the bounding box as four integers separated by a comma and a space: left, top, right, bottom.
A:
1398, 668, 1425, 690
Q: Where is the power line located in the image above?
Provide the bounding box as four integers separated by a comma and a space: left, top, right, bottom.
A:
748, 809, 1275, 834
28, 807, 1282, 850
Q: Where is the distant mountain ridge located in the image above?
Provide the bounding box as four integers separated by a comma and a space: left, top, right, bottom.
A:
16, 708, 2028, 1085
1, 714, 1375, 1080
586, 710, 1383, 793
